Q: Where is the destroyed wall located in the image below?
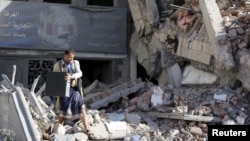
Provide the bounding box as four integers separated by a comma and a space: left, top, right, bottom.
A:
128, 0, 250, 92
0, 74, 41, 141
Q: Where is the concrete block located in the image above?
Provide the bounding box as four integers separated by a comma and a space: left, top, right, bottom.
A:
181, 65, 217, 85
89, 123, 109, 140
105, 121, 132, 139
125, 113, 141, 125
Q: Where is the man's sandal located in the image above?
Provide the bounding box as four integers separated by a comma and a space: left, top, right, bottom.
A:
42, 133, 52, 140
84, 130, 94, 138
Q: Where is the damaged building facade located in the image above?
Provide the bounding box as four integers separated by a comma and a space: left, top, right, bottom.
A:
1, 0, 250, 140
2, 0, 250, 98
0, 0, 133, 92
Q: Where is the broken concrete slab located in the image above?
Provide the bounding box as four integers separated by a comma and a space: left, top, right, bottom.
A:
200, 0, 235, 71
87, 79, 145, 109
136, 112, 222, 123
106, 121, 133, 139
88, 121, 133, 140
181, 65, 217, 85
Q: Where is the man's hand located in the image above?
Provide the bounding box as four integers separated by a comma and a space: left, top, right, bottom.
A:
65, 73, 71, 80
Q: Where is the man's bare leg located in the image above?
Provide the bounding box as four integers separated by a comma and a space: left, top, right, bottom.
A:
59, 115, 65, 125
80, 107, 89, 132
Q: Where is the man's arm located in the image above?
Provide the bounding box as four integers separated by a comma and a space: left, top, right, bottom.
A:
71, 60, 82, 79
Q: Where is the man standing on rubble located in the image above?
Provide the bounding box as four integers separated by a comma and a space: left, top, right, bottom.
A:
53, 48, 90, 135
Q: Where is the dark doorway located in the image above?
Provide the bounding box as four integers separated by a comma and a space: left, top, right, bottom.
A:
137, 62, 158, 85
79, 60, 113, 87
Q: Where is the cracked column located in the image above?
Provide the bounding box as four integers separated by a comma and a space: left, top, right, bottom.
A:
199, 0, 235, 71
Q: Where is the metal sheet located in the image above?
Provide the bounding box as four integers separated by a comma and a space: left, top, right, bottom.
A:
45, 72, 67, 97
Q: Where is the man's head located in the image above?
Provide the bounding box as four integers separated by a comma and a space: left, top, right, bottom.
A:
63, 48, 75, 64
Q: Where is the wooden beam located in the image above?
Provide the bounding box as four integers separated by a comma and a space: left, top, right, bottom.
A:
135, 112, 222, 123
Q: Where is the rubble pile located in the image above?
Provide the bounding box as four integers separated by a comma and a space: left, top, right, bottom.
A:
216, 0, 250, 91
1, 72, 250, 141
